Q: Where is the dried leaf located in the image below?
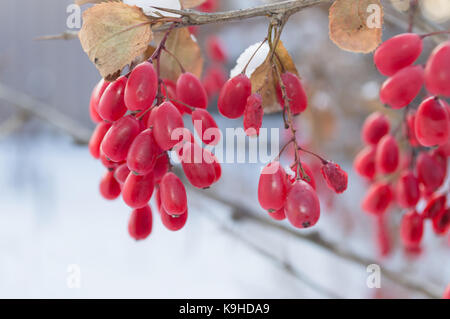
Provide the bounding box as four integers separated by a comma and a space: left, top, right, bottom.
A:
79, 2, 152, 79
156, 28, 203, 82
329, 0, 383, 53
250, 41, 299, 113
179, 0, 206, 9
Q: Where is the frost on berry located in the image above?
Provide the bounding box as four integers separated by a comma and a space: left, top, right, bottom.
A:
321, 162, 348, 194
244, 93, 263, 137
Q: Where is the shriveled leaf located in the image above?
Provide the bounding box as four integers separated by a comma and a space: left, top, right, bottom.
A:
79, 2, 152, 80
75, 0, 120, 5
156, 28, 203, 82
250, 41, 299, 113
179, 0, 206, 9
329, 0, 383, 53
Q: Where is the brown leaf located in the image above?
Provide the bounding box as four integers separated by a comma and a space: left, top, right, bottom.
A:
156, 28, 203, 82
250, 41, 299, 113
79, 2, 152, 79
329, 0, 383, 53
179, 0, 207, 9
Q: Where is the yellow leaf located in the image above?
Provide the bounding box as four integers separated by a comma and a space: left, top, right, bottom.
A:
79, 2, 152, 80
329, 0, 383, 53
179, 0, 206, 9
157, 28, 203, 82
250, 41, 299, 113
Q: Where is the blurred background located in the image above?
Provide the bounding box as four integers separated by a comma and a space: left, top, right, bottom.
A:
0, 0, 449, 298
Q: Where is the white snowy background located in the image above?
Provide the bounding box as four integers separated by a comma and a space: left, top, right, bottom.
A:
0, 0, 449, 298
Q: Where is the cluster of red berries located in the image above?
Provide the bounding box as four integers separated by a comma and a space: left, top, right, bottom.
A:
355, 33, 450, 252
88, 60, 222, 240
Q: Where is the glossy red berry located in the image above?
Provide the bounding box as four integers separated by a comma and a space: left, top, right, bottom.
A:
99, 170, 121, 200
160, 207, 188, 231
354, 146, 376, 179
276, 72, 308, 115
400, 210, 424, 248
176, 72, 208, 112
405, 111, 420, 147
153, 153, 170, 184
285, 180, 320, 228
128, 205, 153, 240
432, 207, 450, 235
321, 162, 348, 194
362, 182, 393, 215
191, 109, 220, 145
243, 93, 263, 137
218, 74, 252, 119
396, 171, 420, 209
89, 122, 112, 159
422, 194, 447, 219
206, 36, 227, 62
258, 162, 288, 211
268, 207, 286, 221
376, 135, 399, 174
180, 142, 217, 189
416, 152, 446, 194
425, 41, 450, 97
89, 79, 109, 123
127, 129, 159, 175
361, 112, 390, 145
122, 172, 154, 209
152, 102, 185, 151
160, 172, 187, 216
114, 163, 130, 185
415, 97, 449, 147
98, 76, 128, 122
379, 65, 424, 109
99, 151, 121, 170
101, 115, 141, 162
374, 33, 423, 76
124, 61, 158, 111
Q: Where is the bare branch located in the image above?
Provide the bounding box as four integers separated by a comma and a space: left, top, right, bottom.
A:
0, 83, 91, 144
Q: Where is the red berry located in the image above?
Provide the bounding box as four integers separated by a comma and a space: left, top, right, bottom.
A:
376, 135, 399, 174
268, 207, 286, 221
152, 102, 185, 151
89, 122, 111, 159
206, 36, 227, 63
443, 285, 450, 299
101, 115, 141, 162
191, 109, 220, 145
416, 152, 446, 194
218, 74, 252, 119
198, 0, 218, 12
124, 61, 158, 111
379, 65, 424, 109
100, 151, 121, 170
422, 194, 447, 219
400, 210, 424, 248
258, 162, 288, 211
405, 111, 420, 147
354, 146, 376, 179
160, 207, 188, 231
128, 205, 153, 240
362, 182, 393, 215
396, 171, 420, 209
289, 162, 316, 190
180, 142, 217, 189
243, 93, 263, 137
99, 170, 121, 200
160, 172, 187, 216
432, 207, 450, 235
89, 79, 109, 123
285, 180, 320, 229
202, 66, 227, 97
114, 163, 130, 185
321, 162, 348, 194
153, 153, 170, 184
98, 76, 128, 122
361, 112, 390, 145
176, 72, 208, 112
276, 72, 308, 115
374, 33, 423, 76
425, 41, 450, 97
127, 129, 159, 175
415, 97, 449, 147
122, 172, 154, 209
